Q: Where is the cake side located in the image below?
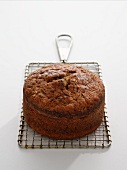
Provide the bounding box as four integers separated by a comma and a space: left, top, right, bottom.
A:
23, 96, 105, 139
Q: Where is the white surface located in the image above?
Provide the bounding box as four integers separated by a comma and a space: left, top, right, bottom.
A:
0, 1, 127, 170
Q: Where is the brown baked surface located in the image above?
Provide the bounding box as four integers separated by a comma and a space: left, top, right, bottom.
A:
23, 63, 105, 139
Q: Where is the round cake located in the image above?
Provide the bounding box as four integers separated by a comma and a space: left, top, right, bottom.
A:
23, 63, 105, 139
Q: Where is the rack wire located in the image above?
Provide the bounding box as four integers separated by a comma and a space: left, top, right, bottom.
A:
18, 62, 112, 149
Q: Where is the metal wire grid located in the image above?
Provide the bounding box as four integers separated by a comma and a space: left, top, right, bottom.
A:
18, 62, 112, 149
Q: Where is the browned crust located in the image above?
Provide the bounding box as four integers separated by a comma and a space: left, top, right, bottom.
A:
23, 96, 104, 139
23, 64, 105, 118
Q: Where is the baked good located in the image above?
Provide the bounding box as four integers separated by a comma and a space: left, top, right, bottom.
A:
23, 63, 105, 139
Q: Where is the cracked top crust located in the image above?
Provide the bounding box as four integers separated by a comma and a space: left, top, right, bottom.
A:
23, 64, 105, 118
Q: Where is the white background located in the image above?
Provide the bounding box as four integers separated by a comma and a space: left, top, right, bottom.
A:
0, 1, 127, 170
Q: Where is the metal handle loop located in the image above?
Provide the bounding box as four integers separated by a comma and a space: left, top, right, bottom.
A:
56, 34, 73, 63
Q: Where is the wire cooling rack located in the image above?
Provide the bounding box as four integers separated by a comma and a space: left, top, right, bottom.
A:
18, 62, 112, 149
